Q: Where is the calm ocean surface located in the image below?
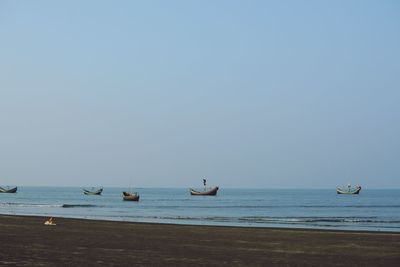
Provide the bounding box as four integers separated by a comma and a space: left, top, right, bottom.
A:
1, 187, 399, 232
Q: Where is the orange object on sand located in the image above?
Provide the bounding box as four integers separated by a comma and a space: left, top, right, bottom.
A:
44, 217, 56, 226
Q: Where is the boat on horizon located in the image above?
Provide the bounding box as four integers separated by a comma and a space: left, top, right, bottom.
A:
0, 186, 17, 193
122, 191, 140, 201
83, 187, 103, 195
190, 179, 219, 196
336, 184, 361, 195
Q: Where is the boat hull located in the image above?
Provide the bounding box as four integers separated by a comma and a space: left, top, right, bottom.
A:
336, 187, 361, 195
0, 186, 17, 193
83, 188, 103, 195
190, 186, 219, 196
122, 192, 140, 201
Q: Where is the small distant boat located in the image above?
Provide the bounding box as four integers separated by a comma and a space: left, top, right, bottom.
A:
0, 186, 17, 193
190, 179, 219, 196
83, 187, 103, 195
336, 184, 361, 195
122, 191, 140, 201
190, 186, 219, 196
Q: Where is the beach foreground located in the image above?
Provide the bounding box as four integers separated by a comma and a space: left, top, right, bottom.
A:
1, 215, 399, 266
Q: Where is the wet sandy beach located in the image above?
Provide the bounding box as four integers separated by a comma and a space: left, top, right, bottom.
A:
1, 215, 399, 266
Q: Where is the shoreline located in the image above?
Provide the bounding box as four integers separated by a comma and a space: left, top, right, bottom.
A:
1, 214, 399, 266
1, 213, 400, 235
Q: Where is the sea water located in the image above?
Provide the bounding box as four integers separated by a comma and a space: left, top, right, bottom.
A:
1, 187, 399, 232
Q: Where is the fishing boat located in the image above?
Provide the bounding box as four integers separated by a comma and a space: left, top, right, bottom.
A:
190, 179, 219, 196
189, 186, 219, 196
336, 184, 361, 195
122, 191, 140, 201
82, 187, 103, 195
0, 186, 17, 193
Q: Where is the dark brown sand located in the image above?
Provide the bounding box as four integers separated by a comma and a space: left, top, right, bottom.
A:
1, 215, 399, 266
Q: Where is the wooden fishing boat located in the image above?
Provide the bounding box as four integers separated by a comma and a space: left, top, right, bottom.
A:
0, 186, 17, 193
189, 186, 219, 196
83, 187, 103, 195
122, 191, 140, 201
336, 185, 361, 195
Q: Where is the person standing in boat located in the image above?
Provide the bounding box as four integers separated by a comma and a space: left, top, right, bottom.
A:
203, 179, 207, 191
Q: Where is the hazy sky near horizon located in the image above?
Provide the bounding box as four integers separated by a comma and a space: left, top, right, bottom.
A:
0, 0, 399, 188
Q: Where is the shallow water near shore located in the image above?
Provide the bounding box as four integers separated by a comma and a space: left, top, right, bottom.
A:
1, 187, 399, 232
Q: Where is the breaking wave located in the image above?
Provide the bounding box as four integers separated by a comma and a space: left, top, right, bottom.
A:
0, 202, 62, 208
61, 204, 100, 208
0, 202, 101, 208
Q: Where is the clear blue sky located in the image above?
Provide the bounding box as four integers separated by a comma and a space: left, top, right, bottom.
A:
0, 0, 399, 188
